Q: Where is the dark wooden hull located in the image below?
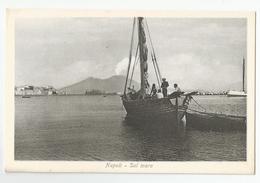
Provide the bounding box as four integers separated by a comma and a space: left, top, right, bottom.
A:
122, 97, 187, 123
186, 110, 246, 131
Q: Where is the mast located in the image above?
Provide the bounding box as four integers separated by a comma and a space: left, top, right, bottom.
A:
242, 57, 245, 92
138, 17, 148, 98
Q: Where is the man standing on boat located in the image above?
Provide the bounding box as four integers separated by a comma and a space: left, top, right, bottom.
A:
161, 78, 169, 98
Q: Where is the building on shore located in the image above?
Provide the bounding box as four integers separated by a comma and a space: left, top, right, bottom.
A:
15, 85, 57, 96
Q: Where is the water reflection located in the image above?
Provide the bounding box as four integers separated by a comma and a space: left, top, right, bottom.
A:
120, 117, 190, 161
15, 96, 246, 161
120, 116, 246, 161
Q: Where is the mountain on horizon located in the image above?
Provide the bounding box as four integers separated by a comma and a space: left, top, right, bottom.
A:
58, 75, 139, 94
58, 74, 243, 95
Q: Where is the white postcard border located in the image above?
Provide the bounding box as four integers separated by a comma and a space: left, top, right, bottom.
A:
5, 9, 256, 174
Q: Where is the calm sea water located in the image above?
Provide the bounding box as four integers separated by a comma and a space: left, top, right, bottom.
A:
15, 95, 246, 161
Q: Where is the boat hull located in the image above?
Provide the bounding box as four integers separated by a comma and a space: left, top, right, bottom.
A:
122, 97, 187, 123
186, 110, 246, 131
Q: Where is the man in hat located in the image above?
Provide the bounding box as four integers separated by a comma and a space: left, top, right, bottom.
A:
161, 78, 169, 98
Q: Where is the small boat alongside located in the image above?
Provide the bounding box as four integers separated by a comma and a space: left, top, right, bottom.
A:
186, 109, 246, 131
185, 56, 247, 131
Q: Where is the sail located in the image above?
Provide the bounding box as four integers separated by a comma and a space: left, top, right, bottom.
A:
138, 17, 149, 96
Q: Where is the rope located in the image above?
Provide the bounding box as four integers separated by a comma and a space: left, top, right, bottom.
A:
191, 97, 207, 112
124, 18, 136, 95
144, 19, 156, 61
188, 97, 246, 119
144, 19, 161, 87
145, 19, 162, 82
129, 44, 139, 88
151, 52, 162, 82
151, 53, 161, 88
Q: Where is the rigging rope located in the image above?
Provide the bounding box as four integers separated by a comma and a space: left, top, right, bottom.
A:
143, 19, 161, 88
191, 97, 207, 112
151, 53, 161, 88
153, 53, 162, 83
145, 19, 162, 83
124, 18, 136, 95
129, 44, 139, 88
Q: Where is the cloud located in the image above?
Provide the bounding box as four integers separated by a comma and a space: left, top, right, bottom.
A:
115, 57, 137, 76
115, 57, 128, 75
158, 53, 242, 91
15, 18, 246, 91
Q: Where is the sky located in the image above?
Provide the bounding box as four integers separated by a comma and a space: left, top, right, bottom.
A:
15, 17, 247, 91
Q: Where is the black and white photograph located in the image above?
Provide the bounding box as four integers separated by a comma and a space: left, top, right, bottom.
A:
5, 10, 255, 173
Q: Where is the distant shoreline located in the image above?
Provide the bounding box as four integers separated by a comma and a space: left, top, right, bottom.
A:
15, 93, 231, 97
15, 94, 120, 97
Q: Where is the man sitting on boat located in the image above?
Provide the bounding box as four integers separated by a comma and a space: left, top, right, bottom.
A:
173, 83, 181, 92
156, 89, 164, 99
150, 83, 157, 97
127, 86, 138, 100
167, 83, 183, 99
161, 78, 169, 98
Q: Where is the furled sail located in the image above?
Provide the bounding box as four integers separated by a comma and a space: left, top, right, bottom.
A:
138, 17, 149, 97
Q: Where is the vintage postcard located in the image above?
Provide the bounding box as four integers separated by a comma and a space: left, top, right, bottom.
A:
5, 10, 255, 173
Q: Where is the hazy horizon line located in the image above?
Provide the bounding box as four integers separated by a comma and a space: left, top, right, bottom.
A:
15, 74, 244, 92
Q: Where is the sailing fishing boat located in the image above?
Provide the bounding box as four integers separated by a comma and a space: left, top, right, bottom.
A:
121, 17, 195, 122
227, 57, 247, 97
